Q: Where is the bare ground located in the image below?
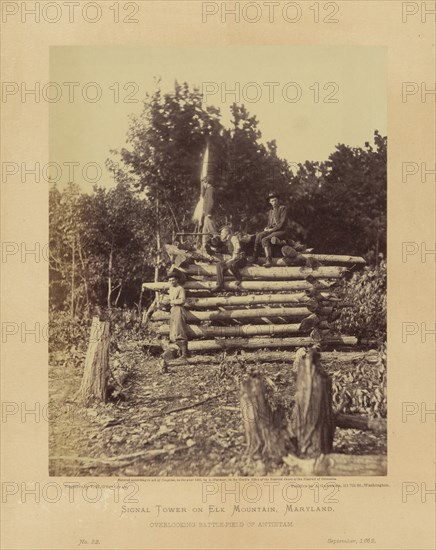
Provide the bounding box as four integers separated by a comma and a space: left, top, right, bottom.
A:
49, 341, 387, 477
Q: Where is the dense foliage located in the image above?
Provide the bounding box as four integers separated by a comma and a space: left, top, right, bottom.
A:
49, 181, 153, 314
336, 260, 387, 341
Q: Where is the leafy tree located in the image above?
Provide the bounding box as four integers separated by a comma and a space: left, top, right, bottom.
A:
49, 181, 154, 315
288, 131, 386, 259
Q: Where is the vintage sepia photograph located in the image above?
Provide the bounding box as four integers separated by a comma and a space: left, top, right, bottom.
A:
48, 45, 387, 477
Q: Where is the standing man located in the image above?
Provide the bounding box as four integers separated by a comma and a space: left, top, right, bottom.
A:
253, 192, 289, 267
167, 271, 189, 359
213, 226, 247, 292
201, 176, 218, 253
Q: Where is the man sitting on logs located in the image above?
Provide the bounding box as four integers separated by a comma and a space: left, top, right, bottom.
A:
252, 192, 289, 267
167, 271, 189, 360
213, 226, 247, 292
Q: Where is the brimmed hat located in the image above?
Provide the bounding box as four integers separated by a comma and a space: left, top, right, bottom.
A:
267, 191, 280, 200
167, 269, 184, 282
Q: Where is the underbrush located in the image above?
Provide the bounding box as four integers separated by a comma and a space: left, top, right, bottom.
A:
49, 307, 145, 366
336, 260, 387, 342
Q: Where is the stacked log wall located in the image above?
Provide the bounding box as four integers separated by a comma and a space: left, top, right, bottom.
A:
143, 251, 365, 354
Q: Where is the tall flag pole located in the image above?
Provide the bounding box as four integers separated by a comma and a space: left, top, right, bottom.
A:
192, 143, 209, 223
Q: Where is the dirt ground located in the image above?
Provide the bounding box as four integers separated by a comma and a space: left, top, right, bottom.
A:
49, 340, 387, 477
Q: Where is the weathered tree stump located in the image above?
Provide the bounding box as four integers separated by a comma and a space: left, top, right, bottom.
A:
240, 369, 295, 462
290, 347, 335, 457
77, 317, 110, 405
238, 348, 386, 475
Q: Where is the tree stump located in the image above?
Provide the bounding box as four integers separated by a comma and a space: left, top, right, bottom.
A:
290, 347, 335, 457
240, 369, 295, 463
77, 317, 110, 405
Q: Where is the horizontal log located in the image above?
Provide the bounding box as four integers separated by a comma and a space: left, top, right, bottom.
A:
158, 323, 302, 338
166, 244, 365, 264
336, 413, 387, 433
165, 292, 312, 308
156, 292, 348, 309
184, 264, 347, 280
144, 280, 314, 292
215, 254, 365, 265
166, 350, 367, 365
152, 306, 319, 323
187, 336, 357, 352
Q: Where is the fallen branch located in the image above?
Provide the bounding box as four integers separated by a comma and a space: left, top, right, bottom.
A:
336, 413, 387, 433
148, 390, 236, 418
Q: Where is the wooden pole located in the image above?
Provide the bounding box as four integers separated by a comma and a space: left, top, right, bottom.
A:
152, 306, 323, 323
186, 336, 357, 352
77, 317, 110, 405
170, 292, 312, 308
183, 264, 347, 280
143, 280, 315, 292
157, 292, 348, 309
154, 197, 161, 284
158, 323, 302, 338
165, 244, 366, 265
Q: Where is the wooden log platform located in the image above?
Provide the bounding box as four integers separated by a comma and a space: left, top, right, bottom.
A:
152, 306, 321, 323
146, 245, 361, 355
184, 264, 347, 280
158, 323, 302, 337
187, 336, 357, 352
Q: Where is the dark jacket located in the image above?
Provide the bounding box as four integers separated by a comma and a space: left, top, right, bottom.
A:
203, 186, 215, 216
267, 204, 288, 232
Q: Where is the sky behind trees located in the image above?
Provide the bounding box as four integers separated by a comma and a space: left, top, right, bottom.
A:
50, 45, 386, 188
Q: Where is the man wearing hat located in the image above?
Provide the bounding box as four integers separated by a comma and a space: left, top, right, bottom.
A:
213, 226, 247, 292
167, 271, 189, 359
252, 192, 289, 267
